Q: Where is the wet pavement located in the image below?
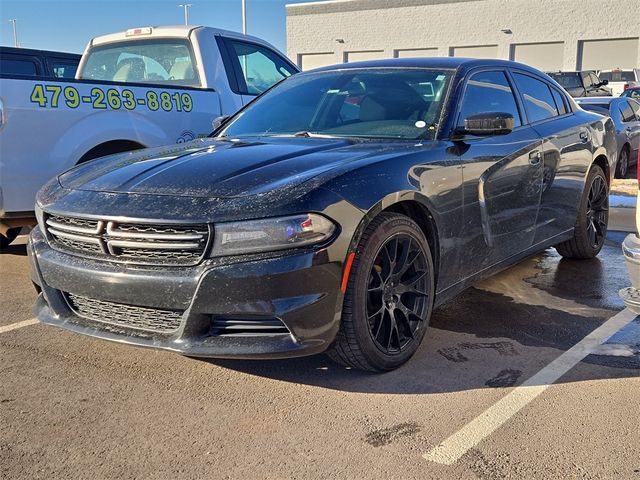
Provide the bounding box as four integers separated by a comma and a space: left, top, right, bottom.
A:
1, 230, 638, 479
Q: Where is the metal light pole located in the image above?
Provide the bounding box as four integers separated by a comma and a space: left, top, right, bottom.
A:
9, 19, 18, 47
241, 0, 247, 34
179, 4, 192, 25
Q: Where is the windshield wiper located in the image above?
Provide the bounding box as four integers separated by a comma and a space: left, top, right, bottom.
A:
292, 131, 336, 138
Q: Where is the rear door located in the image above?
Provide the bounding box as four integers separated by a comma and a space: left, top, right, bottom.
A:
456, 69, 543, 276
512, 71, 594, 243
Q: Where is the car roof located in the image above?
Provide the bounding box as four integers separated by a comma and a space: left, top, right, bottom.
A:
308, 57, 545, 75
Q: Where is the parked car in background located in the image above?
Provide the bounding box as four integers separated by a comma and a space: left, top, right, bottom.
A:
576, 97, 640, 178
29, 58, 616, 372
621, 86, 640, 100
0, 25, 298, 247
0, 46, 80, 79
598, 68, 640, 96
620, 148, 640, 314
548, 71, 611, 97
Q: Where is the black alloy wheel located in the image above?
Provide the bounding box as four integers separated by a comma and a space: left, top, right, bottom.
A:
616, 147, 629, 178
366, 234, 429, 354
329, 213, 435, 371
585, 173, 608, 249
555, 164, 608, 259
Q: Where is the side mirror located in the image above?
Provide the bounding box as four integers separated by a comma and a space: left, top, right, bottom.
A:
459, 112, 515, 137
601, 79, 609, 86
212, 115, 231, 132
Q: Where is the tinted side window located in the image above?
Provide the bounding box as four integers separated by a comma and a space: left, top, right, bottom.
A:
51, 61, 78, 78
620, 101, 636, 123
458, 71, 521, 128
513, 73, 558, 122
0, 58, 38, 76
228, 40, 297, 95
551, 88, 568, 115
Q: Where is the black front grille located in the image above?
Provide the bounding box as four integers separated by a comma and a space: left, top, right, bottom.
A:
45, 214, 210, 266
211, 317, 290, 336
65, 292, 183, 333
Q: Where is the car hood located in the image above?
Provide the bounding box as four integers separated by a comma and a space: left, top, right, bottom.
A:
58, 137, 421, 198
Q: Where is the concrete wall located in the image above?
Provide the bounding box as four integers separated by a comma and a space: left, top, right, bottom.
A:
286, 0, 640, 71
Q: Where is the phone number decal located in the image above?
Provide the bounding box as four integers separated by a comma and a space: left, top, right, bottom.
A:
29, 84, 193, 112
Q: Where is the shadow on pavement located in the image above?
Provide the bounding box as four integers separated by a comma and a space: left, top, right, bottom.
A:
204, 235, 638, 394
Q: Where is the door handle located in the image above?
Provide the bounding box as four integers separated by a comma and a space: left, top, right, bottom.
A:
529, 150, 541, 165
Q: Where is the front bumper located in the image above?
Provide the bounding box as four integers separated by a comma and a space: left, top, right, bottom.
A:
29, 226, 344, 358
620, 233, 640, 314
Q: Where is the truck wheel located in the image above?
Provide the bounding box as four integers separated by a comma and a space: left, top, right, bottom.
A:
0, 228, 20, 250
328, 213, 435, 372
555, 165, 608, 259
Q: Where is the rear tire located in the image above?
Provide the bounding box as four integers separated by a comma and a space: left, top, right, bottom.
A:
328, 213, 435, 372
555, 165, 608, 259
0, 228, 20, 250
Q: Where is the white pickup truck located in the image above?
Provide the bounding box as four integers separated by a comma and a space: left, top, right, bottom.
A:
0, 25, 298, 246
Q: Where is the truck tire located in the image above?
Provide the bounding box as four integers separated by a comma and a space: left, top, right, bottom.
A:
555, 164, 608, 259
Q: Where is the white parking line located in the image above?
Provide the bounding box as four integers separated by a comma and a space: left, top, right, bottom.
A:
423, 308, 638, 465
0, 318, 39, 334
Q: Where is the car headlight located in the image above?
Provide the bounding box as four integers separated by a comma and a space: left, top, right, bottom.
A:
210, 213, 336, 257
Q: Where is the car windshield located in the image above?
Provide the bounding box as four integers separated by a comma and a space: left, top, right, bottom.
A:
622, 89, 640, 99
598, 71, 635, 82
220, 68, 453, 140
549, 72, 581, 89
80, 39, 200, 86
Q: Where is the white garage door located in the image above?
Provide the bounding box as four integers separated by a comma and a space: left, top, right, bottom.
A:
394, 48, 437, 58
298, 52, 335, 71
512, 42, 564, 71
579, 38, 639, 70
345, 50, 385, 62
450, 45, 498, 59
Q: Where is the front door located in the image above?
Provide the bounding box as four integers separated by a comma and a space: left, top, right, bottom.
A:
455, 69, 543, 277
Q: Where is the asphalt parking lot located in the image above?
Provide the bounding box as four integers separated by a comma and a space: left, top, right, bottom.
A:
1, 230, 639, 480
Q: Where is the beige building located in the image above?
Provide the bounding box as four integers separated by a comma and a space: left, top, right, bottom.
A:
286, 0, 640, 72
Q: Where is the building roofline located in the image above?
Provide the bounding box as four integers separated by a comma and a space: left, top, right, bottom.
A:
286, 0, 481, 16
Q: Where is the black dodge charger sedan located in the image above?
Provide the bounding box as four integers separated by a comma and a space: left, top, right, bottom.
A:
29, 58, 616, 371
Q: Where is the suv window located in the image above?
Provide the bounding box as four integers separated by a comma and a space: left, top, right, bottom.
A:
457, 71, 521, 128
620, 100, 636, 123
227, 40, 296, 95
51, 60, 78, 78
0, 58, 38, 76
513, 73, 558, 122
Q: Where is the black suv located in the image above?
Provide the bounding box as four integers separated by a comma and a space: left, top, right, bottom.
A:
547, 71, 612, 98
0, 46, 80, 79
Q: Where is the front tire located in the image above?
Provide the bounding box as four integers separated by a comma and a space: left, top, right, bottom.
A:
328, 213, 435, 372
555, 164, 608, 259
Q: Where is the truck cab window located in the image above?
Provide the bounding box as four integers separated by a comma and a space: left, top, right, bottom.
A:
228, 40, 297, 95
